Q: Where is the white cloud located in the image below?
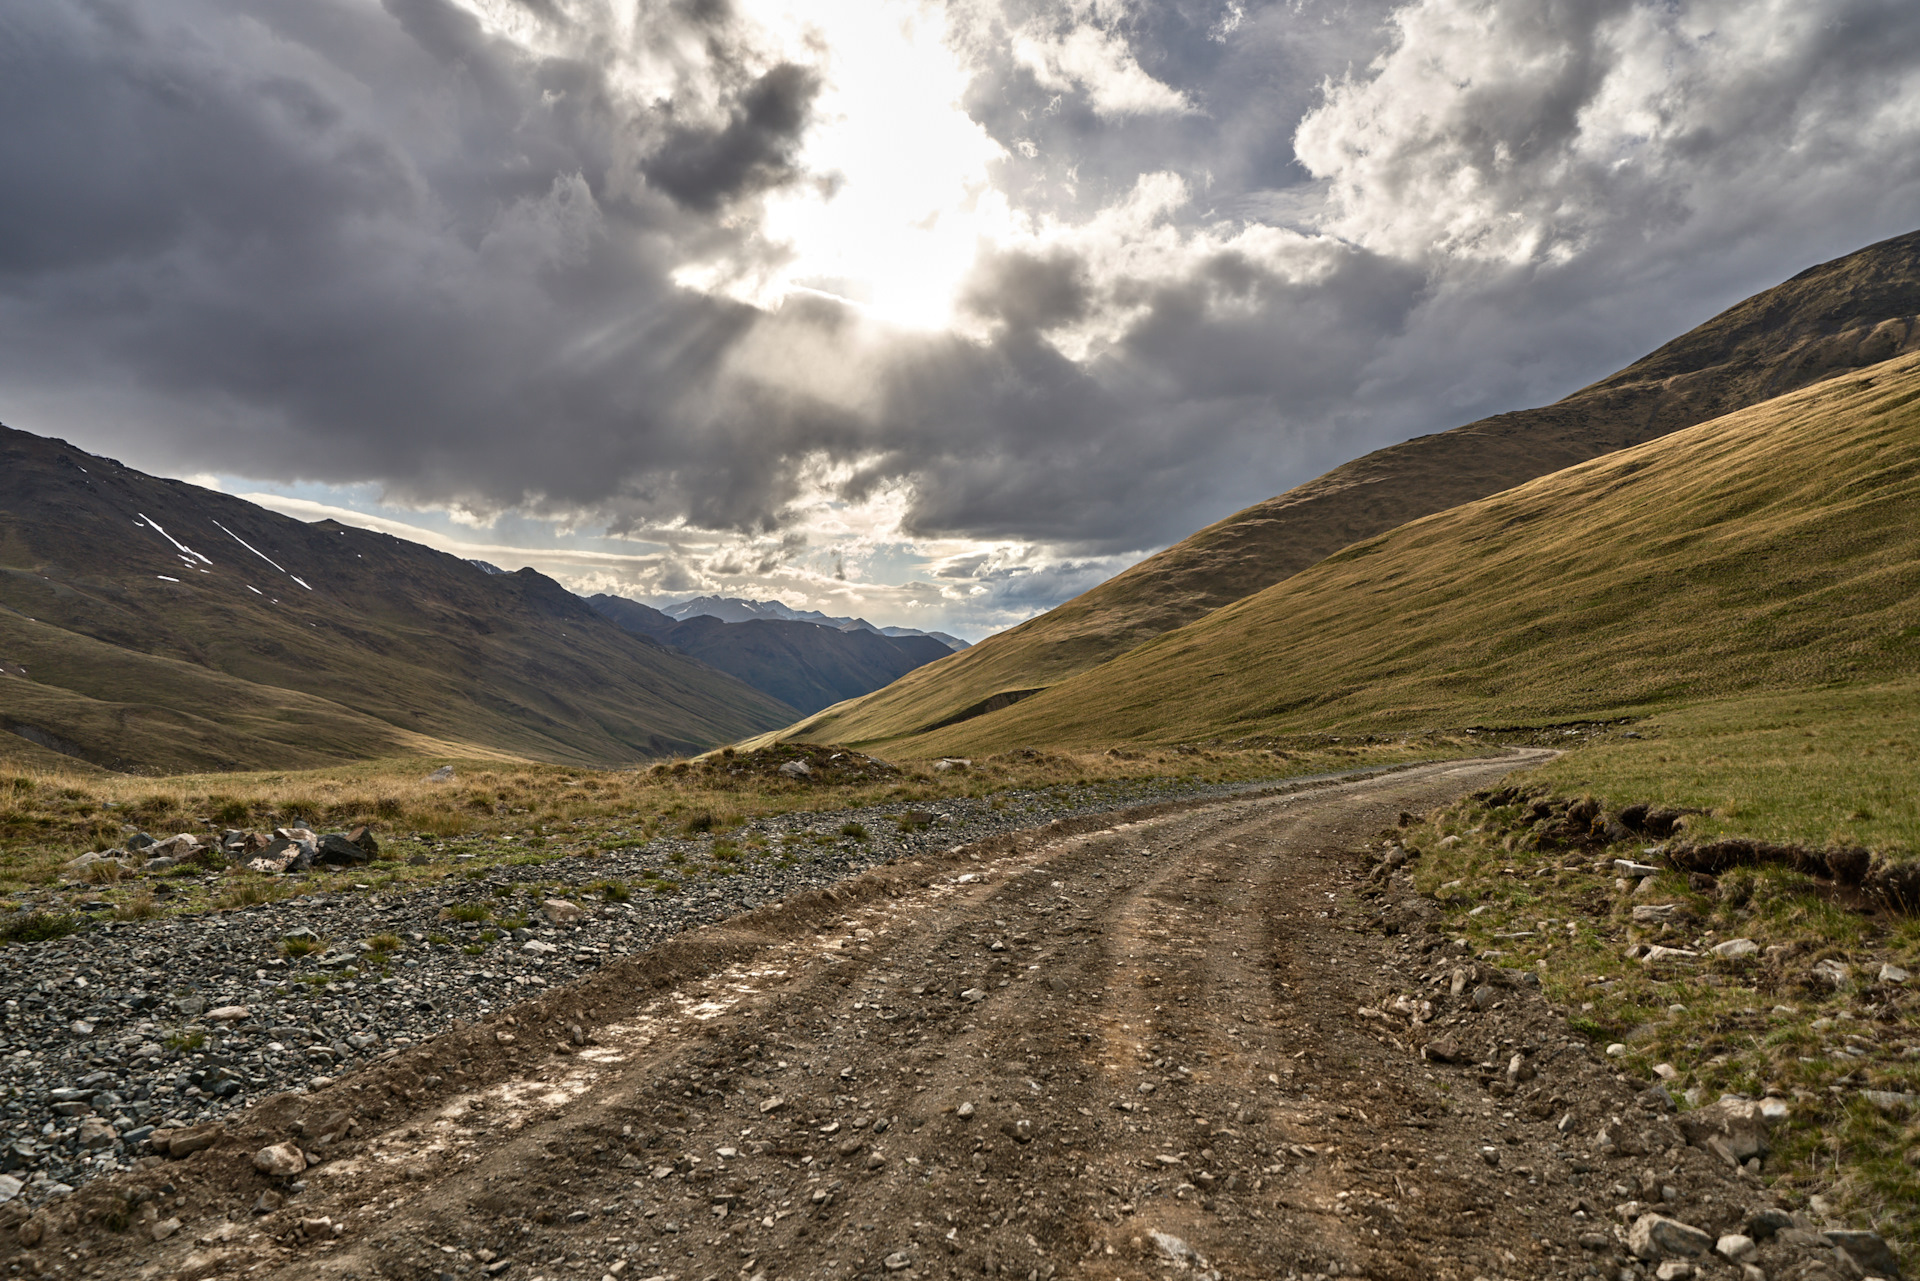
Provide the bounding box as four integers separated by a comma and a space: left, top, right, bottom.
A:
1012, 18, 1196, 118
1295, 0, 1920, 266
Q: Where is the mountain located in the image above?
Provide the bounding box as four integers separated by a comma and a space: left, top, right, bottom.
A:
867, 349, 1920, 754
656, 595, 970, 650
0, 426, 797, 772
586, 596, 953, 715
782, 227, 1920, 747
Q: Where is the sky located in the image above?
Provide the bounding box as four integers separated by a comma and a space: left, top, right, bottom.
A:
3, 0, 1919, 639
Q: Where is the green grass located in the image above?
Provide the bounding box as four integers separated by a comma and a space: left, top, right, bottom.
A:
865, 353, 1920, 756
1403, 689, 1920, 1260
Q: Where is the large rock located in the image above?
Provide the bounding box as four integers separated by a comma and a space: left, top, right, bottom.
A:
1824, 1230, 1902, 1279
1676, 1097, 1785, 1166
316, 833, 371, 866
1628, 1213, 1714, 1260
540, 899, 585, 925
252, 1142, 308, 1177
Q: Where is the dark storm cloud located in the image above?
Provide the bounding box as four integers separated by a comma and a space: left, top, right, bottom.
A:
643, 63, 823, 211
1, 0, 1918, 624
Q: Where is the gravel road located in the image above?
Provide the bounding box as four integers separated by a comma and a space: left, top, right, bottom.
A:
0, 768, 1392, 1203
1, 754, 1847, 1281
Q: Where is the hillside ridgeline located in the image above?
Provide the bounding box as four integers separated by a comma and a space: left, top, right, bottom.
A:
0, 427, 796, 772
882, 349, 1920, 754
787, 228, 1920, 746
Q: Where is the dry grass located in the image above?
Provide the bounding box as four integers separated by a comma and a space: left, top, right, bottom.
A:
0, 737, 1466, 919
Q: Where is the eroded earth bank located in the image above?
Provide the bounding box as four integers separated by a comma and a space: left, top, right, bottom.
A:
1, 755, 1873, 1281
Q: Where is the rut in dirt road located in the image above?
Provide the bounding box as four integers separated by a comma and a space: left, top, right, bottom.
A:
29, 751, 1751, 1281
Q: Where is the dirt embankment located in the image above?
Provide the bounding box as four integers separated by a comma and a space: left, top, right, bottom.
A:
3, 753, 1880, 1281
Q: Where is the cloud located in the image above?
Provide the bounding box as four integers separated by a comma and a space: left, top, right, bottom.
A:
1, 0, 1917, 639
644, 62, 824, 211
1295, 0, 1920, 267
1011, 14, 1197, 117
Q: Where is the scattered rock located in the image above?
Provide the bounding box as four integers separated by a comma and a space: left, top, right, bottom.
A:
1716, 1234, 1757, 1262
427, 765, 456, 782
1628, 1213, 1714, 1260
151, 1216, 182, 1242
540, 899, 585, 926
1711, 938, 1761, 959
1676, 1098, 1785, 1166
156, 1123, 224, 1157
1879, 962, 1910, 985
1808, 958, 1852, 990
778, 760, 812, 779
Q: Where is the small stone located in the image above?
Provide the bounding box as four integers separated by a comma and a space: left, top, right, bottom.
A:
1653, 1063, 1678, 1080
1654, 1263, 1694, 1281
956, 1101, 975, 1118
253, 1141, 309, 1177
1628, 1213, 1713, 1260
206, 1005, 251, 1022
540, 899, 585, 926
427, 765, 456, 782
1711, 938, 1761, 959
77, 1117, 116, 1150
1471, 984, 1497, 1011
1479, 1146, 1500, 1167
1615, 859, 1662, 877
521, 940, 560, 955
1879, 962, 1910, 985
865, 1151, 886, 1169
882, 1253, 912, 1271
1715, 1234, 1756, 1262
0, 1174, 22, 1204
960, 988, 987, 1003
1607, 1043, 1628, 1058
151, 1216, 182, 1241
759, 1096, 785, 1113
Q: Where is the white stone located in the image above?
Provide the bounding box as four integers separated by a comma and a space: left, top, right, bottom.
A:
1716, 1234, 1757, 1262
1711, 938, 1760, 958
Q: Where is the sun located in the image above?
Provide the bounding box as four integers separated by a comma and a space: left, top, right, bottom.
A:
676, 0, 1011, 332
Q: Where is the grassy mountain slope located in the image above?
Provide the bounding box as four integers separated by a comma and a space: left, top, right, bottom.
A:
789, 228, 1920, 746
587, 596, 952, 716
0, 427, 796, 771
880, 350, 1920, 755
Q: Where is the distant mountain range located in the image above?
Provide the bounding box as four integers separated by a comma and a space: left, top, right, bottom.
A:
654, 595, 970, 651
0, 429, 796, 772
585, 596, 954, 716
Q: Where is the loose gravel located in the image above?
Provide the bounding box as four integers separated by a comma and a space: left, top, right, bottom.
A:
0, 767, 1375, 1207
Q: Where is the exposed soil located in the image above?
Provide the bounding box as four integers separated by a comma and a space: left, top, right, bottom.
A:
3, 754, 1812, 1281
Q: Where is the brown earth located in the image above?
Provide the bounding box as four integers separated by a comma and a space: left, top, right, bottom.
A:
3, 755, 1837, 1281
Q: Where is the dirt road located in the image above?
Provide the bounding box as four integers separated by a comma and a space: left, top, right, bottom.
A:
18, 752, 1745, 1281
